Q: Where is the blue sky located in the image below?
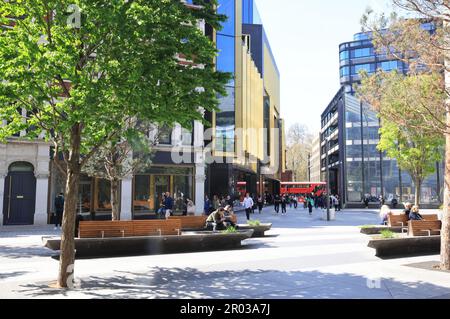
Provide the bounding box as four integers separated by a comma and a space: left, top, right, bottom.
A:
254, 0, 392, 134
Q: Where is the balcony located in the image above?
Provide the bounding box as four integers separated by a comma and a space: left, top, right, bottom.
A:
321, 113, 339, 133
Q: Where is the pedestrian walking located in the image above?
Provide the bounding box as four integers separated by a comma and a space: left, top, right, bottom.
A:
242, 193, 254, 221
281, 195, 287, 215
257, 195, 264, 214
274, 194, 281, 214
308, 196, 314, 215
54, 193, 65, 230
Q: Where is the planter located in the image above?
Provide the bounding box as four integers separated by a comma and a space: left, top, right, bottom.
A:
236, 223, 272, 237
43, 230, 254, 258
360, 226, 404, 235
368, 236, 441, 258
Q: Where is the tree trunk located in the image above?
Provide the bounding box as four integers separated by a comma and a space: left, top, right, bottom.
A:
442, 116, 450, 270
443, 26, 450, 270
111, 178, 120, 221
414, 178, 421, 207
57, 124, 81, 288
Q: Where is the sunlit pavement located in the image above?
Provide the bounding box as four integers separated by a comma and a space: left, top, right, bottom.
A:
0, 206, 449, 299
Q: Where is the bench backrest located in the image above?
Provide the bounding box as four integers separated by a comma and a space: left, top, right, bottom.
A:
388, 214, 408, 227
422, 214, 439, 221
168, 216, 207, 229
78, 221, 134, 239
78, 220, 182, 238
408, 220, 442, 237
133, 220, 181, 236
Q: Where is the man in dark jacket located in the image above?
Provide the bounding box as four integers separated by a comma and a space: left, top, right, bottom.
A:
54, 193, 65, 230
403, 202, 413, 220
164, 192, 174, 218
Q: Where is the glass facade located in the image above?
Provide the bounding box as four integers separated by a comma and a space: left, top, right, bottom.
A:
216, 0, 236, 153
328, 24, 443, 207
133, 166, 194, 215
242, 0, 262, 25
339, 93, 442, 206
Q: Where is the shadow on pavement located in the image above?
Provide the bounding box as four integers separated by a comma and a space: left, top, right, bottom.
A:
16, 267, 450, 299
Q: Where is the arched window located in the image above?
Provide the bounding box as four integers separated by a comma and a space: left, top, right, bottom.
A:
8, 162, 34, 173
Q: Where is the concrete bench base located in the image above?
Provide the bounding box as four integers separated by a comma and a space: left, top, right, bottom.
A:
360, 226, 404, 235
180, 224, 272, 238
43, 230, 254, 258
237, 224, 272, 237
368, 236, 441, 258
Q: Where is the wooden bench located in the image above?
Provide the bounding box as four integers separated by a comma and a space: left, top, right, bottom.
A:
422, 214, 439, 221
78, 220, 182, 238
78, 221, 134, 239
408, 220, 442, 237
388, 214, 409, 228
133, 220, 181, 236
168, 216, 207, 230
388, 214, 438, 229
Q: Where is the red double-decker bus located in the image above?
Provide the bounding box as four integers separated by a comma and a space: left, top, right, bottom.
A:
280, 182, 326, 198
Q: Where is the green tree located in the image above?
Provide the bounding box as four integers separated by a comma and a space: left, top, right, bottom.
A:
82, 118, 155, 221
359, 71, 445, 206
378, 121, 444, 206
0, 0, 229, 287
361, 0, 450, 269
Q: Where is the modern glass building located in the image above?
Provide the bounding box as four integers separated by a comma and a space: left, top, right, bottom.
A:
206, 0, 285, 200
321, 25, 443, 208
339, 22, 436, 94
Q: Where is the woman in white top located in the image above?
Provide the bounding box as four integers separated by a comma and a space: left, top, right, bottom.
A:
186, 198, 196, 216
379, 205, 392, 225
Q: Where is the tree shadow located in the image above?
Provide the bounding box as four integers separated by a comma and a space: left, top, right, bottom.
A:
0, 271, 30, 280
16, 267, 450, 299
0, 245, 55, 259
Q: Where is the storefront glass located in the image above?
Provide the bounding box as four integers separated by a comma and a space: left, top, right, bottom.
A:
133, 166, 194, 215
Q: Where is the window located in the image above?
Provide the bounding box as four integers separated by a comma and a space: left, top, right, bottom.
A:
340, 66, 350, 77
353, 47, 372, 58
8, 161, 34, 172
352, 64, 373, 75
158, 125, 172, 145
181, 125, 193, 146
340, 50, 349, 61
380, 61, 398, 72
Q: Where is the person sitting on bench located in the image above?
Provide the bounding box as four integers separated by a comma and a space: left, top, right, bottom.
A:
403, 202, 412, 220
379, 205, 392, 225
224, 205, 237, 228
409, 205, 423, 221
206, 208, 227, 231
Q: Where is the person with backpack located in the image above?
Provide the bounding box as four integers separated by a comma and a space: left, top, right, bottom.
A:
307, 196, 314, 215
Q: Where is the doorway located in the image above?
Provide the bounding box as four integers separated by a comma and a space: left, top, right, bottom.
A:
3, 162, 36, 225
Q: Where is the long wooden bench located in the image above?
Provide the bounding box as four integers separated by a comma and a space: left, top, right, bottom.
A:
408, 220, 442, 237
78, 220, 182, 238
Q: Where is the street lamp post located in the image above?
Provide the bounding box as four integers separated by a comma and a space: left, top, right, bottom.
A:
325, 135, 330, 221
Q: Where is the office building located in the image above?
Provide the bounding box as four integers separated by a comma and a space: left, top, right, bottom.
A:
321, 26, 442, 208
206, 0, 285, 200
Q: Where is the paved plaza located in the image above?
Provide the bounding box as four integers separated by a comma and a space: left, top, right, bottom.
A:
0, 206, 449, 299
